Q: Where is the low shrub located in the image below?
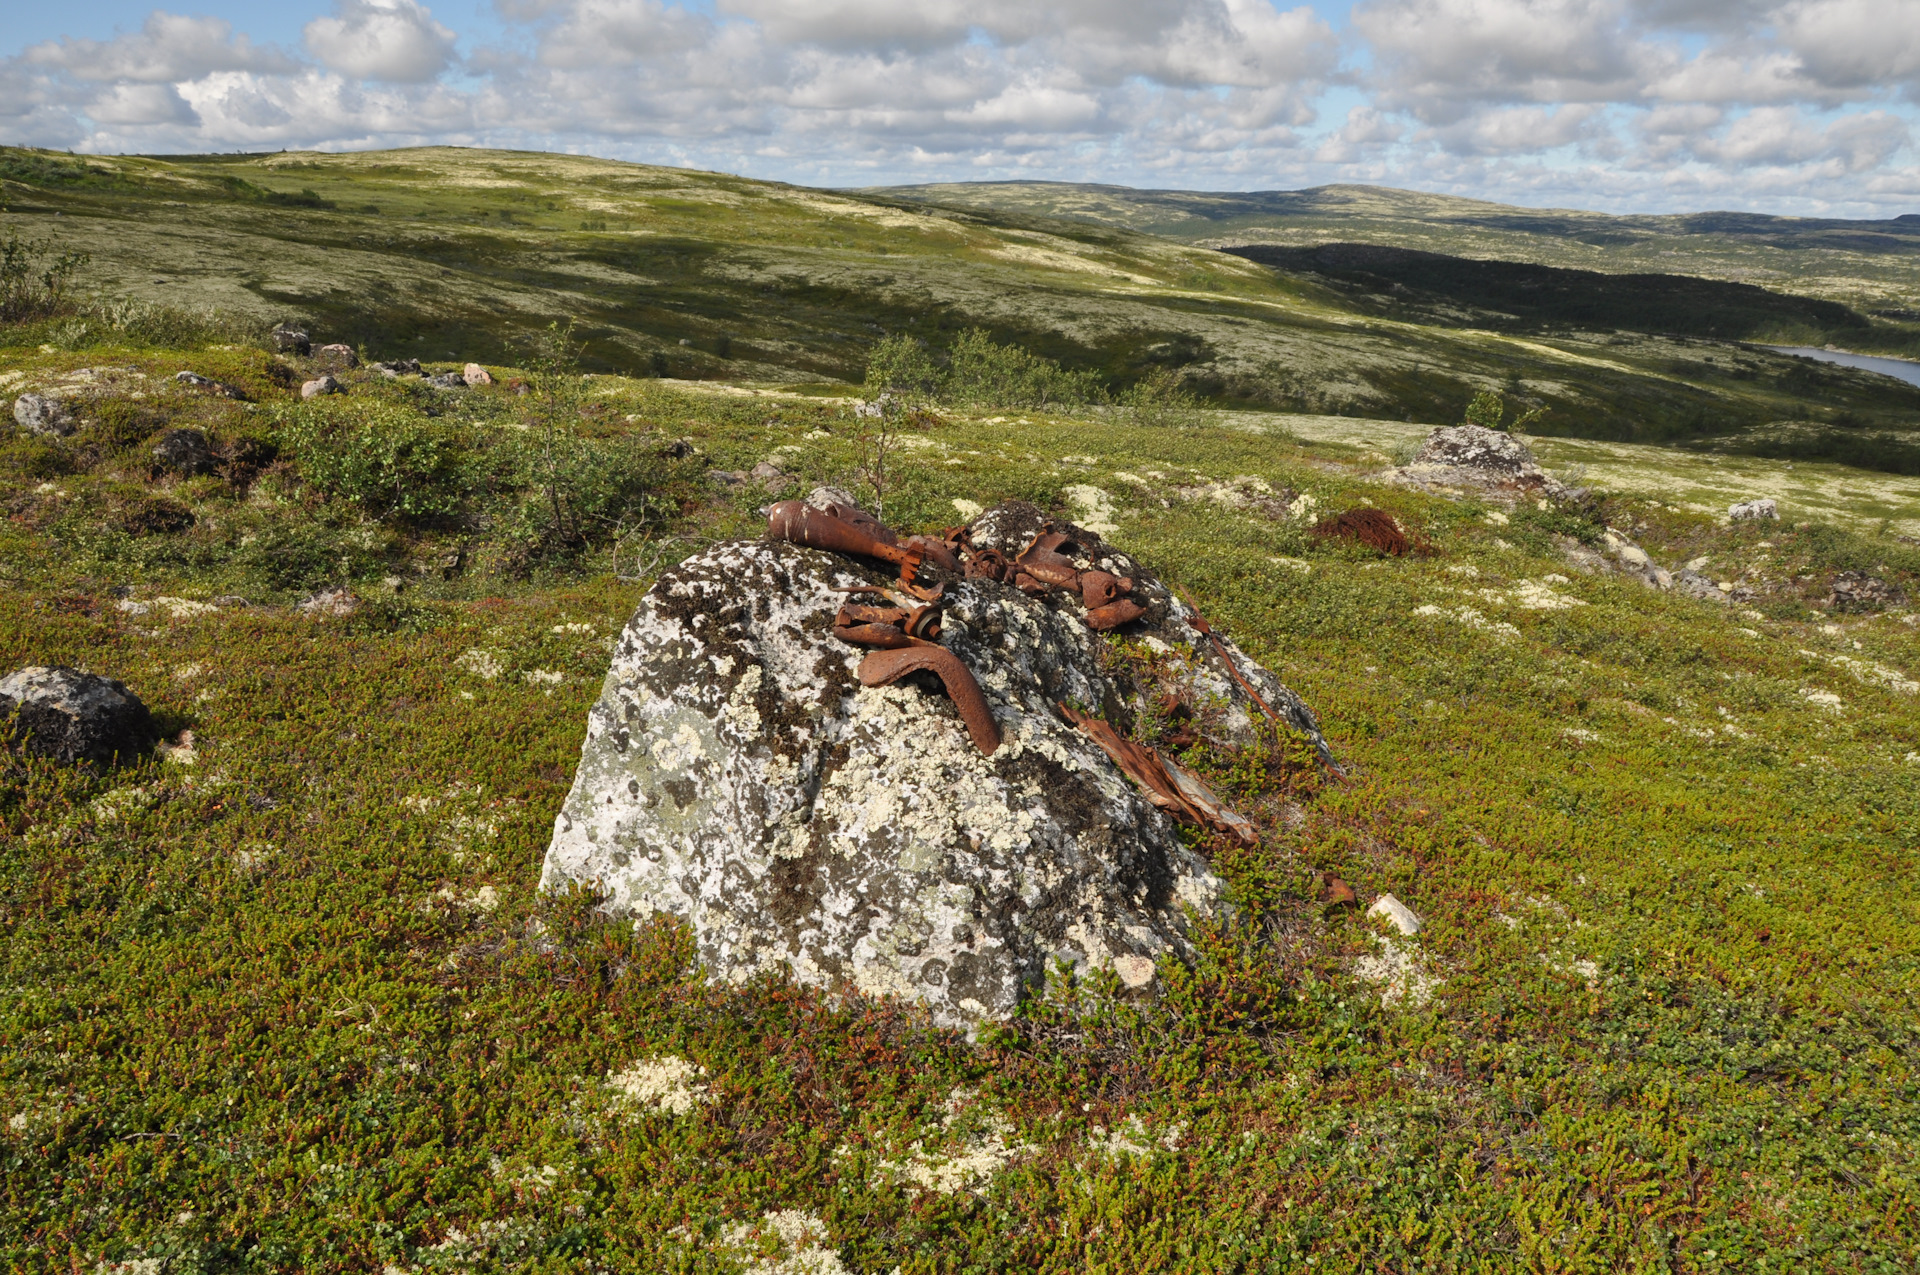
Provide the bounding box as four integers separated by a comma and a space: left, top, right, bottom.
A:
276, 401, 475, 523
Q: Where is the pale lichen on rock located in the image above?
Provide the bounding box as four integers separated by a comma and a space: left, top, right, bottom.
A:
540, 503, 1327, 1026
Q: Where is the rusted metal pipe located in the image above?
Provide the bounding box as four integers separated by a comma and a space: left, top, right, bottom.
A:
859, 647, 1001, 755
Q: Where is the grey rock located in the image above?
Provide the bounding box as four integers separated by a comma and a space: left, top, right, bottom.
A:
1413, 424, 1535, 474
151, 427, 215, 476
1728, 498, 1778, 521
13, 393, 75, 437
298, 588, 358, 618
373, 358, 423, 377
750, 461, 790, 490
300, 375, 343, 399
1396, 424, 1566, 498
426, 372, 466, 390
271, 325, 311, 356
541, 508, 1326, 1026
706, 469, 748, 487
315, 343, 359, 369
1828, 571, 1906, 613
462, 363, 493, 387
1673, 569, 1731, 604
0, 666, 158, 765
172, 371, 245, 399
662, 439, 697, 459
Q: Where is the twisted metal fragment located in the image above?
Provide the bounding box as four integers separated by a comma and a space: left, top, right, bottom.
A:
768, 500, 925, 586
860, 647, 1002, 755
1056, 702, 1256, 846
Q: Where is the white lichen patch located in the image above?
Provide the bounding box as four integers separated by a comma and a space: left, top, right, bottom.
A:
1354, 936, 1442, 1009
89, 786, 153, 824
872, 1089, 1033, 1195
456, 648, 505, 680
1799, 649, 1917, 695
605, 1055, 712, 1117
950, 498, 984, 519
115, 596, 218, 620
719, 1210, 850, 1275
1062, 484, 1119, 536
1269, 556, 1312, 573
1089, 1113, 1185, 1160
522, 669, 565, 686
1799, 687, 1845, 712
1413, 604, 1521, 640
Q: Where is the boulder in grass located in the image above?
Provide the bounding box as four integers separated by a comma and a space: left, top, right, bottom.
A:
301, 374, 343, 399
1729, 498, 1778, 521
0, 666, 158, 765
151, 427, 215, 476
271, 325, 311, 356
13, 393, 75, 437
540, 497, 1327, 1027
463, 363, 494, 387
1394, 424, 1567, 500
315, 343, 359, 369
426, 372, 466, 390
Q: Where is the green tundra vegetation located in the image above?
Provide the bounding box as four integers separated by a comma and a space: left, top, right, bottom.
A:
1, 146, 1918, 1272
6, 145, 1920, 472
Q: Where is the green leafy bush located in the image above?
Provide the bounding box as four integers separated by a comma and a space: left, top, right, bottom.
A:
942, 328, 1104, 410
863, 334, 940, 404
0, 224, 87, 323
276, 402, 474, 523
1118, 366, 1203, 428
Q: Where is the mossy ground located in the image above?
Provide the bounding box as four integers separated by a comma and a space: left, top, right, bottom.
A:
3, 329, 1919, 1273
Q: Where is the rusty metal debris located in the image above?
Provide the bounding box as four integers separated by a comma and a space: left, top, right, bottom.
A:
1320, 873, 1358, 909
1057, 702, 1257, 847
1177, 589, 1282, 729
859, 646, 1002, 755
1310, 508, 1411, 557
768, 500, 1000, 755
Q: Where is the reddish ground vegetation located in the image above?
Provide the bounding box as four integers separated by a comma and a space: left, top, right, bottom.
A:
1309, 507, 1410, 556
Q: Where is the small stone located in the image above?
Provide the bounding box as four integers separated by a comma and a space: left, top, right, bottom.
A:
750, 461, 789, 489
1368, 894, 1423, 936
426, 372, 466, 390
0, 666, 158, 765
301, 374, 343, 399
1112, 955, 1157, 989
462, 363, 493, 386
1728, 498, 1778, 521
172, 371, 245, 399
12, 393, 74, 437
662, 439, 696, 458
1828, 571, 1906, 613
372, 358, 423, 377
315, 343, 359, 369
271, 325, 311, 356
298, 588, 358, 617
151, 428, 214, 476
706, 469, 747, 487
381, 575, 407, 594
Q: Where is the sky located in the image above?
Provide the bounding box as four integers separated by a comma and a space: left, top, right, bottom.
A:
2, 0, 1918, 217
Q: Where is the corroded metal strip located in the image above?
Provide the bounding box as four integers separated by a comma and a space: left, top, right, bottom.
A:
1085, 598, 1149, 631
1056, 702, 1256, 846
859, 647, 1002, 755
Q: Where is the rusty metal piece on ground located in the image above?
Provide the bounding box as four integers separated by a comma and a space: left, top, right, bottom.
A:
1079, 570, 1133, 609
1085, 598, 1149, 631
1321, 874, 1358, 909
1057, 702, 1257, 847
767, 499, 926, 586
964, 547, 1009, 582
1178, 592, 1283, 727
834, 620, 916, 649
1014, 530, 1084, 589
1310, 508, 1410, 557
904, 534, 961, 574
859, 647, 1002, 755
903, 604, 943, 641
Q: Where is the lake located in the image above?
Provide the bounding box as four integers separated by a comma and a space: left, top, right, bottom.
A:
1763, 346, 1920, 389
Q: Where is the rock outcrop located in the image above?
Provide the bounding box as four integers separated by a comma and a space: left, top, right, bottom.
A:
0, 666, 158, 765
12, 393, 75, 437
540, 499, 1325, 1026
1390, 424, 1566, 500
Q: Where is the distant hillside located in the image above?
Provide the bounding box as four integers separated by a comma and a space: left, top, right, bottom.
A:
3, 145, 1919, 466
1224, 243, 1872, 342
871, 180, 1920, 330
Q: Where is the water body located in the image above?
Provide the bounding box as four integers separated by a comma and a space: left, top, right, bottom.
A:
1763, 346, 1920, 389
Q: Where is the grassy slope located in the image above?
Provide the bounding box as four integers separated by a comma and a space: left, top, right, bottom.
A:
869, 181, 1920, 321
2, 331, 1918, 1271
6, 147, 1920, 456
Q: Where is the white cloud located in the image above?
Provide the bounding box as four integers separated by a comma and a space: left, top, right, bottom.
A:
26, 13, 296, 82
0, 1, 1916, 216
304, 0, 457, 83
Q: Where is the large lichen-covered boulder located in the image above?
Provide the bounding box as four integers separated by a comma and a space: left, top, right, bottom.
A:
0, 666, 158, 765
1392, 423, 1566, 500
540, 502, 1325, 1026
